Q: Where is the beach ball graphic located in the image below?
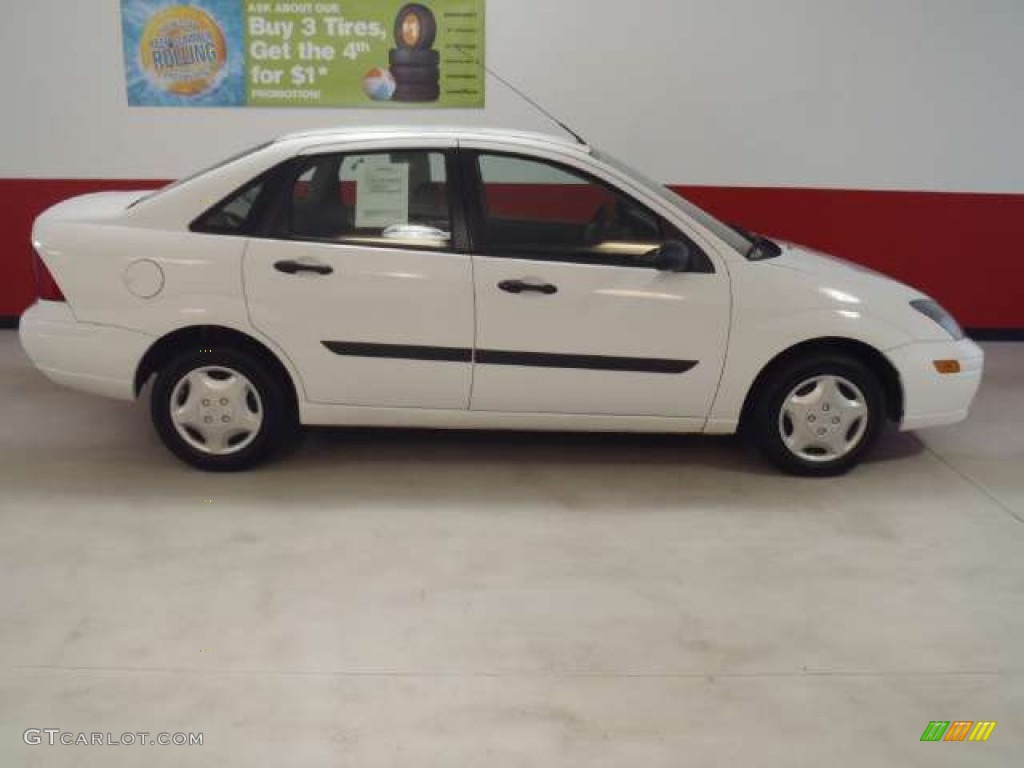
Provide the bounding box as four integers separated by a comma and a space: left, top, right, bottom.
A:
139, 6, 227, 96
362, 68, 397, 101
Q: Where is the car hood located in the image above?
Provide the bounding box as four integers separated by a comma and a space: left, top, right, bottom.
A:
753, 241, 960, 343
767, 241, 927, 305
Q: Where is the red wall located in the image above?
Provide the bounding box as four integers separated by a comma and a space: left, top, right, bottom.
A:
1, 179, 1021, 329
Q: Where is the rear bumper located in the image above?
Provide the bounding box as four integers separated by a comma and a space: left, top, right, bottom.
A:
19, 301, 153, 401
888, 337, 984, 430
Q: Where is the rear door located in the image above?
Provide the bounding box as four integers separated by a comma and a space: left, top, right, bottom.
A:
242, 142, 475, 408
462, 147, 731, 419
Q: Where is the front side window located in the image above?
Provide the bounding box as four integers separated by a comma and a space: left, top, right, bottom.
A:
282, 150, 451, 249
593, 148, 756, 258
474, 153, 695, 267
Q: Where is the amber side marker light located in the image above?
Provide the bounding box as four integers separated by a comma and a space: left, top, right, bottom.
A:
933, 360, 961, 374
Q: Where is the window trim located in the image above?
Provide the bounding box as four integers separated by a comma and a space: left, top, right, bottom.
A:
142, 141, 275, 212
252, 147, 467, 254
458, 149, 713, 272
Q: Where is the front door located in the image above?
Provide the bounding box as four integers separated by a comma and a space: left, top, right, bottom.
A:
465, 150, 731, 418
244, 146, 474, 409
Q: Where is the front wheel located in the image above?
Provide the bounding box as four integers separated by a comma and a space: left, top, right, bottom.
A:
749, 355, 885, 476
151, 347, 296, 471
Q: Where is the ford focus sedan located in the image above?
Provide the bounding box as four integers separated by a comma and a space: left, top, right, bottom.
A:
19, 127, 983, 474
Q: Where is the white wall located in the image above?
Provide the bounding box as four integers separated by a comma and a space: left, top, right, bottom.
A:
1, 0, 1021, 191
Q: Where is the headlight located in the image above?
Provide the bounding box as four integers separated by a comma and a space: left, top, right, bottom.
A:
910, 299, 964, 340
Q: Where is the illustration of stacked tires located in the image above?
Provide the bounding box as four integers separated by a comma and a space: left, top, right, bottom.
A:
390, 4, 440, 102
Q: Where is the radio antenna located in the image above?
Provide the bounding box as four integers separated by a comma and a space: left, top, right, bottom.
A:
452, 46, 587, 146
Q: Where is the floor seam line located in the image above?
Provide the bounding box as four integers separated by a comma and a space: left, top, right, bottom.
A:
918, 438, 1024, 526
7, 665, 1021, 679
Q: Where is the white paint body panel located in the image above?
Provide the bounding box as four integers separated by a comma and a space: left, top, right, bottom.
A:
299, 402, 704, 433
18, 127, 984, 442
245, 239, 474, 409
889, 338, 984, 430
470, 256, 728, 417
458, 136, 731, 418
19, 301, 152, 400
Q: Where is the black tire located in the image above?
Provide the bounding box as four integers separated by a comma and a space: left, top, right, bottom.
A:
390, 64, 440, 85
151, 346, 297, 472
748, 354, 885, 476
392, 82, 441, 102
394, 3, 437, 50
389, 47, 439, 68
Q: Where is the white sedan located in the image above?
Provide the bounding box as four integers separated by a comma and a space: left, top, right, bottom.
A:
20, 127, 983, 474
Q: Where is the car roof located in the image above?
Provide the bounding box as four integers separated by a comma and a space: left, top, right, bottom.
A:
276, 125, 591, 155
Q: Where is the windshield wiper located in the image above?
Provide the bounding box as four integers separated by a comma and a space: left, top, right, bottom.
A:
730, 223, 781, 261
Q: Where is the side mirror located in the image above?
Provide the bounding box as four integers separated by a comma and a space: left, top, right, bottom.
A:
648, 240, 692, 273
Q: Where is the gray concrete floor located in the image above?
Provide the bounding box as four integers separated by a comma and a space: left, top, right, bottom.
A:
0, 331, 1021, 766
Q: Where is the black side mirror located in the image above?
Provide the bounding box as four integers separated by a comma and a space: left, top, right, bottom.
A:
648, 240, 692, 273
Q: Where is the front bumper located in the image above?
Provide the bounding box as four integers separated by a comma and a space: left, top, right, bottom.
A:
888, 337, 984, 430
19, 301, 153, 401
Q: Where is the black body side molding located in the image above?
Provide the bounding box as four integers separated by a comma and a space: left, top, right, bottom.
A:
322, 341, 697, 374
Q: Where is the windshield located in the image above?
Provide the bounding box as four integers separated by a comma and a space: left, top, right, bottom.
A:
128, 141, 274, 208
593, 149, 755, 256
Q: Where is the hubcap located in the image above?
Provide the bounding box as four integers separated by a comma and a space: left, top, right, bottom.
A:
169, 367, 263, 456
778, 374, 868, 463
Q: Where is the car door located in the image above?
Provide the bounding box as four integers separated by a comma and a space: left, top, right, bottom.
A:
243, 144, 475, 409
462, 148, 731, 419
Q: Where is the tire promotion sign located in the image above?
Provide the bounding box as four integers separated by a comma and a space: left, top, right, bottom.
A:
120, 1, 485, 108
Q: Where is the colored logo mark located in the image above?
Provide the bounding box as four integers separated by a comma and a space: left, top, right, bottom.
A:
139, 6, 227, 96
920, 721, 996, 742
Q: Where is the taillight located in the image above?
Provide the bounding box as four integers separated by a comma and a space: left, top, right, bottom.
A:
31, 249, 65, 302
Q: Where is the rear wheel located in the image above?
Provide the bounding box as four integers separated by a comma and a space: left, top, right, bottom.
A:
749, 355, 884, 476
151, 347, 296, 471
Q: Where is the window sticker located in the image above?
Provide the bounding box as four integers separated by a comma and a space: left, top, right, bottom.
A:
355, 160, 410, 229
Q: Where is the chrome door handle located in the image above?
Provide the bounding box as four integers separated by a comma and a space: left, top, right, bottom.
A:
274, 259, 333, 276
498, 280, 558, 295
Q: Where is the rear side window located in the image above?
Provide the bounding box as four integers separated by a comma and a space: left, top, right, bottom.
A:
192, 178, 266, 234
279, 150, 452, 249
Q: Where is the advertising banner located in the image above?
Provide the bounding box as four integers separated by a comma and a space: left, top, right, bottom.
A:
121, 1, 485, 108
